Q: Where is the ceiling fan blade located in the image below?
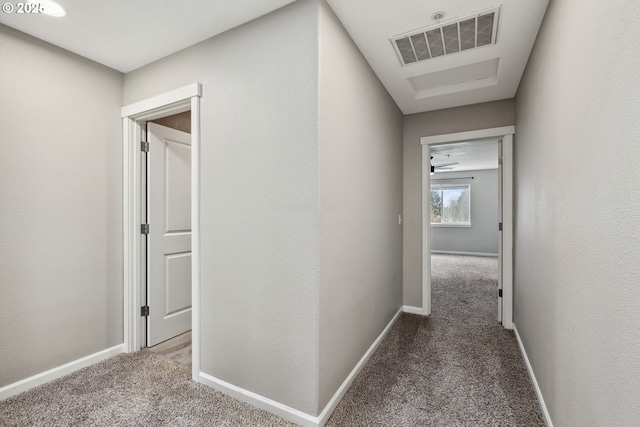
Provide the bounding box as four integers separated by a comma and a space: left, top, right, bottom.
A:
434, 162, 459, 168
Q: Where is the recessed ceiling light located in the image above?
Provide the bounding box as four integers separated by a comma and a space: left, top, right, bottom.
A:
28, 0, 66, 17
432, 11, 445, 21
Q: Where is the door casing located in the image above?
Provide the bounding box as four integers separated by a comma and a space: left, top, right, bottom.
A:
420, 126, 514, 328
122, 83, 202, 381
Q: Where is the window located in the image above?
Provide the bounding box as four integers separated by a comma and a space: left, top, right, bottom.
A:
431, 184, 470, 225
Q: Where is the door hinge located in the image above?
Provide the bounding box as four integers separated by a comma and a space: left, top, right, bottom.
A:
498, 222, 503, 231
141, 306, 150, 317
141, 223, 149, 234
498, 289, 503, 298
141, 141, 149, 152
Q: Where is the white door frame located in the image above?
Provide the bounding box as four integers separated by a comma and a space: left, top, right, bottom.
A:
122, 83, 202, 381
420, 126, 514, 329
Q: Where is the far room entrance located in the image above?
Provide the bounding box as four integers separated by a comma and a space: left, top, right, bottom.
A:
421, 127, 514, 328
430, 139, 500, 323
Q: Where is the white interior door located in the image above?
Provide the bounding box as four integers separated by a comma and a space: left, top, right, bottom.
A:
147, 122, 192, 346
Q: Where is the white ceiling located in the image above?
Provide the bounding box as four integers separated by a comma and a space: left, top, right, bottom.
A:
326, 0, 549, 114
431, 139, 499, 172
0, 0, 549, 115
0, 0, 296, 73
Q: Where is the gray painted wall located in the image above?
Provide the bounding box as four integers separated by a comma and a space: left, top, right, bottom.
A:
318, 1, 403, 412
431, 169, 498, 255
403, 100, 514, 307
125, 1, 404, 416
125, 1, 321, 415
0, 25, 124, 387
514, 0, 640, 425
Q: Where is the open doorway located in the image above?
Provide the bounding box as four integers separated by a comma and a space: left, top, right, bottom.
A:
420, 126, 514, 328
141, 112, 193, 369
122, 83, 202, 382
429, 140, 501, 324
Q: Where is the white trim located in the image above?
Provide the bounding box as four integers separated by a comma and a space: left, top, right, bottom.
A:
123, 118, 145, 353
122, 83, 202, 386
122, 119, 145, 353
497, 140, 504, 323
420, 126, 515, 145
513, 325, 554, 427
421, 126, 514, 327
121, 83, 202, 118
122, 117, 135, 352
431, 250, 498, 257
421, 146, 432, 316
190, 95, 201, 381
402, 305, 425, 315
316, 307, 403, 425
0, 344, 124, 401
198, 307, 403, 427
199, 373, 319, 427
501, 134, 514, 329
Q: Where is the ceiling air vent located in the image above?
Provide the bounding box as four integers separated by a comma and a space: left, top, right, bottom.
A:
391, 7, 500, 66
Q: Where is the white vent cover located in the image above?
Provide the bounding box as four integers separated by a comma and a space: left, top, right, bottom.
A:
391, 7, 500, 66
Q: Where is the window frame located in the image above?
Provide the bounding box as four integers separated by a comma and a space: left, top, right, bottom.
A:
430, 183, 471, 227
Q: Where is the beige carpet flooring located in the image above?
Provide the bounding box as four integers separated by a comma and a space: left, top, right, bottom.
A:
0, 255, 543, 426
327, 254, 544, 426
0, 352, 293, 427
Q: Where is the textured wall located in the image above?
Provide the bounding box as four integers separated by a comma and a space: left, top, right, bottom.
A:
513, 0, 640, 425
317, 1, 403, 413
0, 25, 124, 387
431, 169, 498, 255
124, 1, 320, 415
403, 100, 514, 307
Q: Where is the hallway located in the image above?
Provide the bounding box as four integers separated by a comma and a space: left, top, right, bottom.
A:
328, 255, 543, 426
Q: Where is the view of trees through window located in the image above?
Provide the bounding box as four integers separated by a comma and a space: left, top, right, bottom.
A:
431, 184, 470, 224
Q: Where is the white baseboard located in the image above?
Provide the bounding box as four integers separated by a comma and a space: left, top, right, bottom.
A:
431, 250, 498, 257
402, 305, 425, 315
199, 306, 404, 427
0, 344, 125, 401
513, 325, 553, 427
316, 306, 403, 425
199, 372, 318, 427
